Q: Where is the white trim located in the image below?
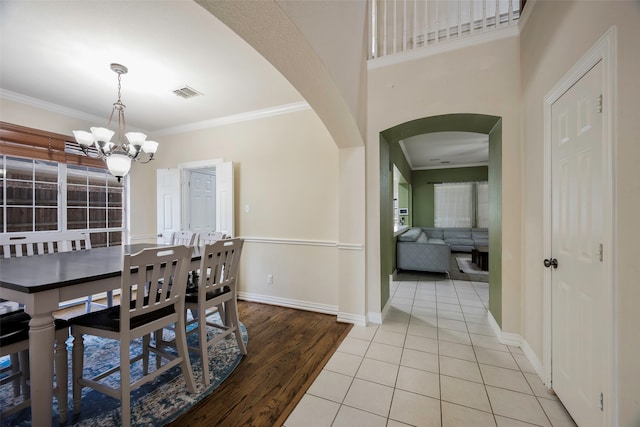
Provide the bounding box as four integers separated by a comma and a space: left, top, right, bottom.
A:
242, 236, 363, 251
368, 25, 519, 70
0, 89, 147, 133
487, 310, 521, 347
238, 292, 337, 316
367, 311, 382, 325
542, 26, 617, 426
517, 0, 537, 32
337, 312, 367, 326
412, 162, 489, 171
521, 338, 545, 379
151, 101, 310, 136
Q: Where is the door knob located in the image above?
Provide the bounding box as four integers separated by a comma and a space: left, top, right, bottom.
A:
543, 258, 558, 269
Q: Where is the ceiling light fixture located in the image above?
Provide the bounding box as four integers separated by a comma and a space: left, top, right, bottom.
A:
72, 63, 158, 182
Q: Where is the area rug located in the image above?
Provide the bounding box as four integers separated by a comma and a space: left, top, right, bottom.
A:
456, 254, 488, 276
0, 314, 247, 426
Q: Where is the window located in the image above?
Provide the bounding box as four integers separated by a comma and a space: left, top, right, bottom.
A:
0, 123, 125, 247
434, 182, 488, 228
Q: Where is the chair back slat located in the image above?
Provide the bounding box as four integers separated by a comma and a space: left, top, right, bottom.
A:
198, 238, 243, 299
198, 231, 227, 246
0, 231, 91, 258
122, 245, 191, 324
170, 231, 198, 246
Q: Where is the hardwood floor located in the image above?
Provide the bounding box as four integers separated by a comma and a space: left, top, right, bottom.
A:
166, 301, 352, 427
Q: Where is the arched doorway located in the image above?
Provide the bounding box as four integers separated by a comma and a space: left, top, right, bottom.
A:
379, 113, 503, 325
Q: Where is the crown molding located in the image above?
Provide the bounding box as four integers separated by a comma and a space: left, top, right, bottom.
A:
151, 101, 310, 137
1, 88, 309, 137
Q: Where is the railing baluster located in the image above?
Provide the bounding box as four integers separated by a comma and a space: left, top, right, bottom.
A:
393, 0, 397, 54
424, 0, 429, 45
508, 0, 514, 24
383, 0, 388, 57
402, 0, 407, 51
369, 0, 520, 59
413, 0, 417, 49
482, 0, 487, 31
370, 0, 377, 58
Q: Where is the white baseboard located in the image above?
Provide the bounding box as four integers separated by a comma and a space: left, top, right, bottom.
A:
238, 292, 337, 316
520, 338, 545, 379
238, 291, 367, 326
368, 311, 383, 325
337, 312, 367, 326
487, 311, 522, 346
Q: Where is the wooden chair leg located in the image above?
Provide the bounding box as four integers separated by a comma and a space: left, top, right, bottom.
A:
55, 331, 68, 424
72, 333, 84, 415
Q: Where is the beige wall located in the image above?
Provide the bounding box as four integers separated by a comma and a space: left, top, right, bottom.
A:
137, 108, 341, 311
367, 36, 522, 332
520, 1, 640, 424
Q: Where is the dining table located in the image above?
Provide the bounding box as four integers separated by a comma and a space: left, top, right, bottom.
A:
0, 243, 202, 427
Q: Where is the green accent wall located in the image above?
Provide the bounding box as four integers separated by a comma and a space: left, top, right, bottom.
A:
379, 135, 393, 308
412, 167, 489, 227
488, 120, 502, 327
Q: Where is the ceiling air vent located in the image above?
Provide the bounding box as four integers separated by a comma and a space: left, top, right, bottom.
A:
172, 86, 203, 99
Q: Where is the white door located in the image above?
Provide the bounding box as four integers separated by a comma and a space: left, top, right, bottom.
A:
551, 60, 606, 427
216, 161, 234, 237
156, 168, 181, 244
188, 169, 216, 233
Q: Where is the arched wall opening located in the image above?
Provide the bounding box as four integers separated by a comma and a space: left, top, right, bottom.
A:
379, 113, 503, 325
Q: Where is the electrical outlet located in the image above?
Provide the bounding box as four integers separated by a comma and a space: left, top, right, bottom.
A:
267, 274, 273, 284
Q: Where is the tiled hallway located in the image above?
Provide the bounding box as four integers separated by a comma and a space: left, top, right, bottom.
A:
284, 275, 577, 427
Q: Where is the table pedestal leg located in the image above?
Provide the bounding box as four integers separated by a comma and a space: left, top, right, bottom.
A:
28, 313, 55, 427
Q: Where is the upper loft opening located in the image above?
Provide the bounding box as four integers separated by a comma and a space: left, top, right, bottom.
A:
369, 0, 525, 61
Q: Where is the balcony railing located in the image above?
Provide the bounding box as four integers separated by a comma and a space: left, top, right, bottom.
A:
369, 0, 521, 60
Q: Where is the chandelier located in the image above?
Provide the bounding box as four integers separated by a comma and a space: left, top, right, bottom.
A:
72, 63, 158, 182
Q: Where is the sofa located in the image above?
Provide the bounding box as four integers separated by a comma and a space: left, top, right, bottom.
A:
421, 227, 488, 252
396, 227, 488, 274
396, 227, 451, 273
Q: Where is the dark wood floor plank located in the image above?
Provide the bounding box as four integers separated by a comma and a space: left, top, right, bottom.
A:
166, 301, 353, 427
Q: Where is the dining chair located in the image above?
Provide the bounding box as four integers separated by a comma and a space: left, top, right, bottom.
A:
184, 238, 246, 386
70, 245, 196, 427
170, 230, 198, 246
0, 231, 109, 313
197, 231, 227, 246
0, 309, 70, 423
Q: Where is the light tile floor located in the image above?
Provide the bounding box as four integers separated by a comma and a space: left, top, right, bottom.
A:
284, 276, 577, 427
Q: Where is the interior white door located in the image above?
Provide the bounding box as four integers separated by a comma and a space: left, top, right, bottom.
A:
156, 168, 181, 244
188, 169, 216, 233
215, 161, 234, 237
551, 60, 606, 427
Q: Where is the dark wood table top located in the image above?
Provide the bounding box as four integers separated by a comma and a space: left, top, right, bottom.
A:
0, 244, 202, 294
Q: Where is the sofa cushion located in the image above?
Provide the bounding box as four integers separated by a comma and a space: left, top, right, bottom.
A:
398, 227, 422, 242
442, 228, 472, 239
422, 228, 444, 239
445, 238, 475, 247
416, 232, 429, 243
472, 228, 488, 240
428, 238, 446, 245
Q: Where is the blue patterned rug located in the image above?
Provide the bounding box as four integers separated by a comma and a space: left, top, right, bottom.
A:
0, 314, 247, 426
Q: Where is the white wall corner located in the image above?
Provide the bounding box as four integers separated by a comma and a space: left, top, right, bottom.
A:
487, 310, 521, 347
520, 339, 545, 379
367, 311, 383, 325
338, 312, 367, 326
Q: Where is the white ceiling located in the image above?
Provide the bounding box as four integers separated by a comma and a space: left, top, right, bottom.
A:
400, 131, 489, 170
0, 0, 303, 135
0, 0, 486, 168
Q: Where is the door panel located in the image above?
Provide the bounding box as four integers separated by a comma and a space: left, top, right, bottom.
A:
551, 61, 605, 427
156, 168, 180, 244
189, 170, 215, 233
